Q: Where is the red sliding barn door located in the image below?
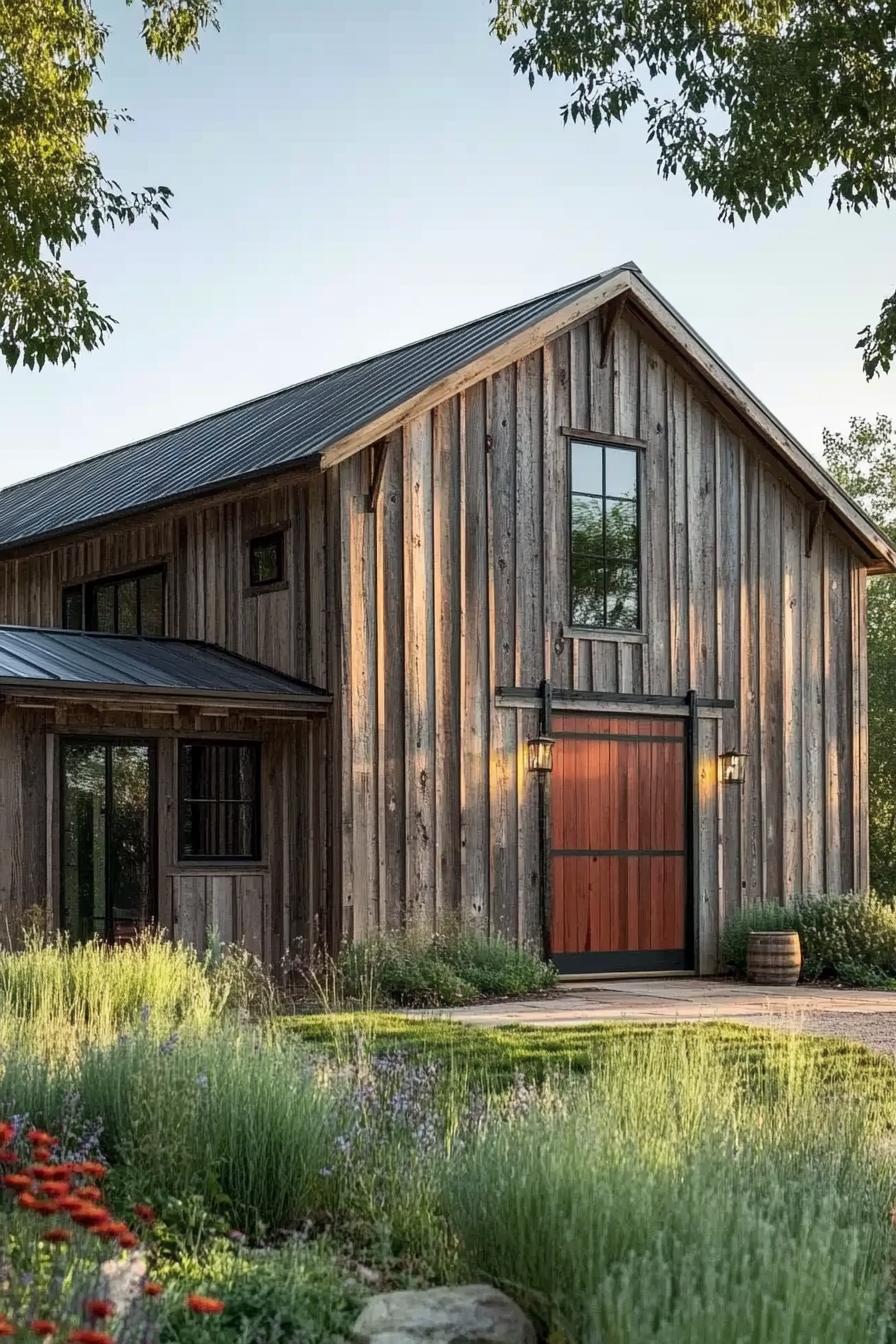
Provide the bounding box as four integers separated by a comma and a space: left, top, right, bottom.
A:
550, 713, 691, 974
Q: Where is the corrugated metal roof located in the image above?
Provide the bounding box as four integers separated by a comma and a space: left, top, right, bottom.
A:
0, 627, 329, 703
0, 268, 627, 552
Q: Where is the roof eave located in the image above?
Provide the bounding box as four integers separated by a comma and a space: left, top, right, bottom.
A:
0, 455, 324, 562
0, 679, 331, 716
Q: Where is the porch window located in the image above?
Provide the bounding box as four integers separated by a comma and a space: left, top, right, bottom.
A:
569, 440, 640, 630
62, 565, 166, 637
178, 741, 261, 861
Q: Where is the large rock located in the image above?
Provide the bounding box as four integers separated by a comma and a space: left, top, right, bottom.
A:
100, 1252, 148, 1315
353, 1283, 536, 1344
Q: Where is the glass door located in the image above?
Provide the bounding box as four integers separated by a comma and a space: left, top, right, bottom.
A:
61, 740, 156, 942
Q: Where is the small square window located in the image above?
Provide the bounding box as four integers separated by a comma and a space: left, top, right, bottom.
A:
248, 531, 285, 589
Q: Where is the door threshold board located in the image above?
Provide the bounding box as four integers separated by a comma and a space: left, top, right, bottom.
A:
557, 969, 697, 983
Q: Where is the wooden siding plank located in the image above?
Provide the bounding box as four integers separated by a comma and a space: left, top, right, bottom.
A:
433, 398, 462, 920
668, 371, 690, 694
643, 339, 670, 695
462, 382, 489, 928
544, 335, 572, 688
781, 487, 803, 900
759, 469, 783, 901
403, 412, 437, 929
801, 499, 825, 895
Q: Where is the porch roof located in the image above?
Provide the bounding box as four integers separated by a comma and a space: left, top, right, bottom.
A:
0, 626, 330, 713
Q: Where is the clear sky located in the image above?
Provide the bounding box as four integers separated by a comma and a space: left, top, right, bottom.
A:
2, 0, 895, 489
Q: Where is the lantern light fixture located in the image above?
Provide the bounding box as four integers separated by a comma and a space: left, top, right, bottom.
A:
720, 749, 748, 783
527, 734, 555, 775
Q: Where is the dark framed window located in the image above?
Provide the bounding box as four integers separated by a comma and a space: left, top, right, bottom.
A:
178, 740, 261, 861
62, 565, 166, 637
248, 531, 285, 589
569, 439, 641, 630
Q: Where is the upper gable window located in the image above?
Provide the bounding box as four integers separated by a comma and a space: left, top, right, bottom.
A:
569, 440, 640, 631
248, 530, 285, 589
62, 565, 166, 637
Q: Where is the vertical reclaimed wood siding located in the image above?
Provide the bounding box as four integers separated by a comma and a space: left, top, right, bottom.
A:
0, 305, 872, 971
334, 313, 870, 968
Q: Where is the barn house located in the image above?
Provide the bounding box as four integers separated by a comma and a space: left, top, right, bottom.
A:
0, 263, 891, 974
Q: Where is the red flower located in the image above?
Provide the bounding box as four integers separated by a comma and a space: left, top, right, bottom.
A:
77, 1186, 103, 1203
84, 1302, 115, 1321
41, 1227, 72, 1244
69, 1206, 109, 1227
26, 1130, 56, 1148
39, 1180, 70, 1198
185, 1295, 225, 1315
32, 1199, 60, 1217
3, 1173, 31, 1191
17, 1191, 55, 1213
31, 1146, 54, 1163
68, 1333, 114, 1344
90, 1220, 127, 1241
142, 1282, 163, 1298
29, 1322, 57, 1337
26, 1165, 59, 1182
75, 1161, 107, 1180
133, 1202, 156, 1225
117, 1230, 139, 1250
56, 1195, 85, 1213
0, 1321, 14, 1338
0, 1121, 14, 1145
0, 1148, 18, 1165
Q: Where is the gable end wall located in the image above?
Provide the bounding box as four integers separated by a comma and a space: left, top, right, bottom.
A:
333, 312, 870, 968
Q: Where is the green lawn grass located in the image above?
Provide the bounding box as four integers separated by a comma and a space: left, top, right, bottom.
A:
282, 1010, 896, 1096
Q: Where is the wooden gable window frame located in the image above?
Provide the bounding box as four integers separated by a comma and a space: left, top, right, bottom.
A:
246, 527, 288, 593
61, 563, 167, 637
564, 429, 645, 635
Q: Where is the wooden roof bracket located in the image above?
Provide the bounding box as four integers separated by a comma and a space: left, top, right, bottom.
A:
366, 437, 389, 513
599, 294, 628, 368
806, 498, 827, 557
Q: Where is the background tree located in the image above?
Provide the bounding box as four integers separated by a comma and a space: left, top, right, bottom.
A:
824, 415, 896, 893
491, 0, 896, 378
0, 0, 220, 372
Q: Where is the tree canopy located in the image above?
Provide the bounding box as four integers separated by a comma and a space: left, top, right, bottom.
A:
492, 0, 896, 378
0, 0, 220, 372
824, 415, 896, 892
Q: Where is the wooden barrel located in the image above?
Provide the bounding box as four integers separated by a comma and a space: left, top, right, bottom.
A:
746, 930, 802, 985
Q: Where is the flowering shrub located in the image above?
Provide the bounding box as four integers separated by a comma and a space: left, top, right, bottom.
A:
720, 894, 896, 984
0, 1120, 225, 1341
307, 926, 556, 1009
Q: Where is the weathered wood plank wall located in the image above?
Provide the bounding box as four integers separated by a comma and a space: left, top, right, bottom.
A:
332, 312, 869, 968
0, 302, 872, 971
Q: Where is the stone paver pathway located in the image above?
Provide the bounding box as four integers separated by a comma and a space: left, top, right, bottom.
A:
412, 978, 896, 1053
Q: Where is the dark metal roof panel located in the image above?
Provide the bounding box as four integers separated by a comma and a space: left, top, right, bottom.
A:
0, 627, 329, 700
0, 269, 626, 552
